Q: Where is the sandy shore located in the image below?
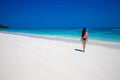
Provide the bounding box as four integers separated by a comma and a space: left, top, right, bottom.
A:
0, 32, 120, 80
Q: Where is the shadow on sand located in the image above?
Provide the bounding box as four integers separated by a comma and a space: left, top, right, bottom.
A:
74, 49, 84, 52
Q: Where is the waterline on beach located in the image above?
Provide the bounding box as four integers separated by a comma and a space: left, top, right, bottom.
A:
0, 27, 120, 43
0, 32, 120, 49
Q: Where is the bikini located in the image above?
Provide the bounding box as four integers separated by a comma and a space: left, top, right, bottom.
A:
82, 32, 88, 40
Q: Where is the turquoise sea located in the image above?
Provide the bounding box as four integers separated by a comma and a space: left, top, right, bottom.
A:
0, 27, 120, 42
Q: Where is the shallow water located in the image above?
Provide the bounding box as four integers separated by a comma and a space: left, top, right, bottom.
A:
0, 27, 120, 42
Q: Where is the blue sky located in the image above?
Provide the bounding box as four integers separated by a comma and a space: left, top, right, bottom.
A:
0, 0, 120, 28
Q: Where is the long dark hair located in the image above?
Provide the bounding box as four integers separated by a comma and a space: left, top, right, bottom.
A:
81, 28, 86, 37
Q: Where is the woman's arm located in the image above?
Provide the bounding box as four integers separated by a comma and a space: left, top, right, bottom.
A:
86, 32, 88, 41
80, 36, 83, 41
86, 37, 88, 41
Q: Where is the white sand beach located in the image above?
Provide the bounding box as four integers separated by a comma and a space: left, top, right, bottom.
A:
0, 32, 120, 80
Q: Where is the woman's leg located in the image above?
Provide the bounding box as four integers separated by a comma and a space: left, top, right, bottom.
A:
82, 39, 85, 52
83, 40, 86, 52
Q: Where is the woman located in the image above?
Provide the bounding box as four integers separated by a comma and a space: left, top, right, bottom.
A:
81, 28, 88, 52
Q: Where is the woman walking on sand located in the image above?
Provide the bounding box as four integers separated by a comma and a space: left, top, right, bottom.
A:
81, 28, 88, 52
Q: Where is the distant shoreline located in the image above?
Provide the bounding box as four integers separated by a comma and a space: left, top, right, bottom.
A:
0, 32, 120, 49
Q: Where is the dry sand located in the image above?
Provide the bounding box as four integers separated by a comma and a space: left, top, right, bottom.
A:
0, 32, 120, 80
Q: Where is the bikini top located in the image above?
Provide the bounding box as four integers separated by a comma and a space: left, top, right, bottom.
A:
83, 32, 88, 38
